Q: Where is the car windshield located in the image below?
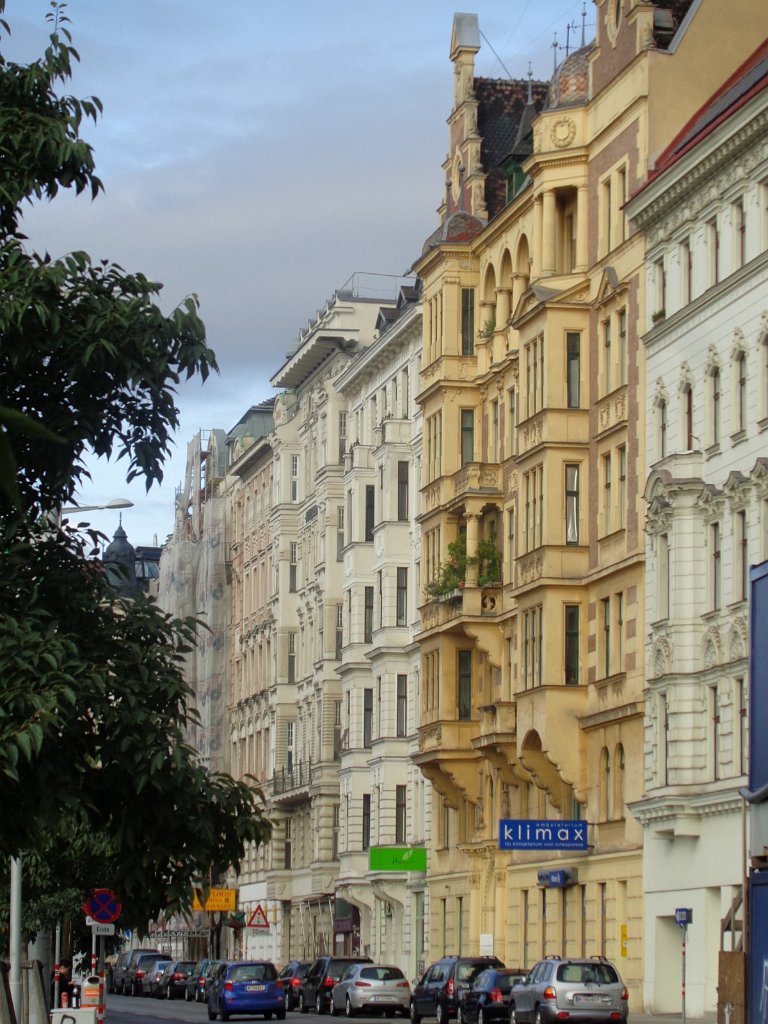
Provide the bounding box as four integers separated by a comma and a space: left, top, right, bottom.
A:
330, 962, 356, 980
360, 967, 405, 981
230, 964, 277, 982
556, 964, 619, 985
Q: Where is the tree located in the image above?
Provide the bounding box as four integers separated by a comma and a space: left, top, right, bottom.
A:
0, 3, 271, 935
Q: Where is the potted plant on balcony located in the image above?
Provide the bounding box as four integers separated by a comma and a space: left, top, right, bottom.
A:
475, 538, 502, 586
425, 535, 468, 599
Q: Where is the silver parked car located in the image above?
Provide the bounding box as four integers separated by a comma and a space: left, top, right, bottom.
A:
509, 957, 628, 1024
331, 963, 411, 1018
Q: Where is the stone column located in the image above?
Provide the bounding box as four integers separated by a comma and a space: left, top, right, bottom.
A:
576, 185, 589, 271
542, 190, 556, 275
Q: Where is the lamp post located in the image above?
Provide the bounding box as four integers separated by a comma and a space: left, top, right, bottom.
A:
9, 497, 134, 1021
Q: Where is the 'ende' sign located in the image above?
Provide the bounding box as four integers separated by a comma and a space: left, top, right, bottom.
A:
499, 819, 588, 850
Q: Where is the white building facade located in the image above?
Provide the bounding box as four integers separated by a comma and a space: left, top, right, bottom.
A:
334, 284, 431, 981
628, 46, 768, 1017
266, 276, 402, 960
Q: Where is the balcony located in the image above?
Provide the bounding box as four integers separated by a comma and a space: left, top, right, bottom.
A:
270, 759, 313, 803
413, 719, 480, 807
472, 701, 519, 785
514, 684, 589, 799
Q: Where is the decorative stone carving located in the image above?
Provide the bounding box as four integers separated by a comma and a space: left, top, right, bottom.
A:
702, 627, 721, 669
551, 117, 576, 149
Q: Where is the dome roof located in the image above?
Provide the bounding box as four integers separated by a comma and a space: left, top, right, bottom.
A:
546, 44, 592, 110
421, 209, 486, 255
103, 523, 140, 596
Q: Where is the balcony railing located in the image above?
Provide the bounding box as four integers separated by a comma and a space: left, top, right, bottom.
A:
270, 759, 313, 796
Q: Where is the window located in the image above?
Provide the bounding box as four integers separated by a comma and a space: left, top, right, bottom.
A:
603, 453, 612, 535
363, 689, 373, 748
396, 567, 408, 626
711, 522, 721, 611
566, 332, 580, 408
461, 288, 475, 355
337, 507, 345, 561
653, 258, 666, 317
618, 446, 627, 529
335, 604, 343, 661
290, 454, 299, 502
523, 606, 543, 688
523, 464, 544, 552
396, 674, 407, 737
707, 217, 720, 286
565, 464, 579, 544
286, 721, 294, 770
618, 309, 627, 384
737, 676, 748, 776
507, 388, 517, 455
736, 353, 747, 434
427, 412, 443, 481
457, 650, 472, 720
733, 199, 745, 270
364, 586, 374, 643
657, 533, 670, 620
680, 240, 692, 305
602, 597, 611, 677
395, 785, 407, 844
683, 386, 694, 450
616, 593, 624, 671
338, 411, 347, 463
711, 369, 721, 445
709, 684, 720, 780
365, 484, 375, 541
507, 508, 515, 578
284, 819, 292, 869
525, 335, 545, 416
602, 318, 612, 394
461, 409, 474, 465
397, 461, 409, 521
362, 794, 371, 850
564, 605, 580, 685
289, 541, 298, 592
490, 399, 499, 460
737, 510, 748, 602
658, 399, 667, 459
288, 633, 296, 685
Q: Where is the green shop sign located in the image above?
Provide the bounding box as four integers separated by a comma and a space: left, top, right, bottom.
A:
369, 847, 427, 872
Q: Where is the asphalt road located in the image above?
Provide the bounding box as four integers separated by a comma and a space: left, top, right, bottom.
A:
106, 992, 335, 1024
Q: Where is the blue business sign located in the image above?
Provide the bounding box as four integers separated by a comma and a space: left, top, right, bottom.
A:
499, 819, 588, 851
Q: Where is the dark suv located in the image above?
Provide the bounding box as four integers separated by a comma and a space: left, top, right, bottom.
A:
410, 957, 504, 1024
299, 955, 373, 1014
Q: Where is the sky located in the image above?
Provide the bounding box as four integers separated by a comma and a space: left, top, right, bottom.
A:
8, 0, 591, 548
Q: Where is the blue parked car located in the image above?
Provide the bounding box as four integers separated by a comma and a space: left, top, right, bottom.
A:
207, 960, 286, 1021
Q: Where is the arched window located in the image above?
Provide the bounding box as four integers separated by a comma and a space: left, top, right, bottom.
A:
599, 747, 611, 821
613, 743, 625, 818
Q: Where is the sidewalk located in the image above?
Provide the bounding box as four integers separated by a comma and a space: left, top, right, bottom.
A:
632, 1016, 717, 1024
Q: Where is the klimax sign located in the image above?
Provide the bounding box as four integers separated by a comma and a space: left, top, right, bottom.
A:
499, 819, 588, 850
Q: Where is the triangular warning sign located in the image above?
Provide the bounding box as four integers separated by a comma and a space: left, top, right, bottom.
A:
247, 904, 270, 929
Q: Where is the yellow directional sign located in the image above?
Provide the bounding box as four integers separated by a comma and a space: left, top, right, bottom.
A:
192, 887, 237, 912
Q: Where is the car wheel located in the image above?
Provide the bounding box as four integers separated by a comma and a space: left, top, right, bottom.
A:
457, 1007, 464, 1024
534, 1008, 542, 1024
299, 993, 309, 1015
386, 1011, 396, 1019
436, 1002, 446, 1024
265, 1014, 273, 1020
509, 1006, 517, 1024
332, 1000, 343, 1017
410, 1002, 422, 1024
167, 985, 173, 1000
317, 992, 326, 1015
478, 1010, 486, 1024
277, 1011, 286, 1021
345, 996, 355, 1018
207, 1005, 216, 1020
222, 1013, 230, 1022
185, 989, 191, 1002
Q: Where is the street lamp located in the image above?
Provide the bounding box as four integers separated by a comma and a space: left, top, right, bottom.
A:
61, 498, 134, 515
10, 496, 134, 1019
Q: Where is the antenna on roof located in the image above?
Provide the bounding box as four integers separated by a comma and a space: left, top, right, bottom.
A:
479, 29, 515, 80
527, 62, 533, 103
581, 2, 587, 47
552, 32, 559, 74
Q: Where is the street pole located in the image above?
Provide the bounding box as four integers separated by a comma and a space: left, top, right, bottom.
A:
681, 922, 687, 1024
10, 856, 22, 1020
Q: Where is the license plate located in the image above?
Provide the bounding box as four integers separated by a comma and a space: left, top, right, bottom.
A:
371, 996, 397, 1002
573, 995, 609, 1006
246, 984, 266, 992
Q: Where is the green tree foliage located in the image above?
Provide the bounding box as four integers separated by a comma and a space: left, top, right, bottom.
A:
0, 3, 271, 935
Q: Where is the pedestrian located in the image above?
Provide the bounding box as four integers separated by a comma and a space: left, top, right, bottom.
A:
51, 957, 74, 1009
